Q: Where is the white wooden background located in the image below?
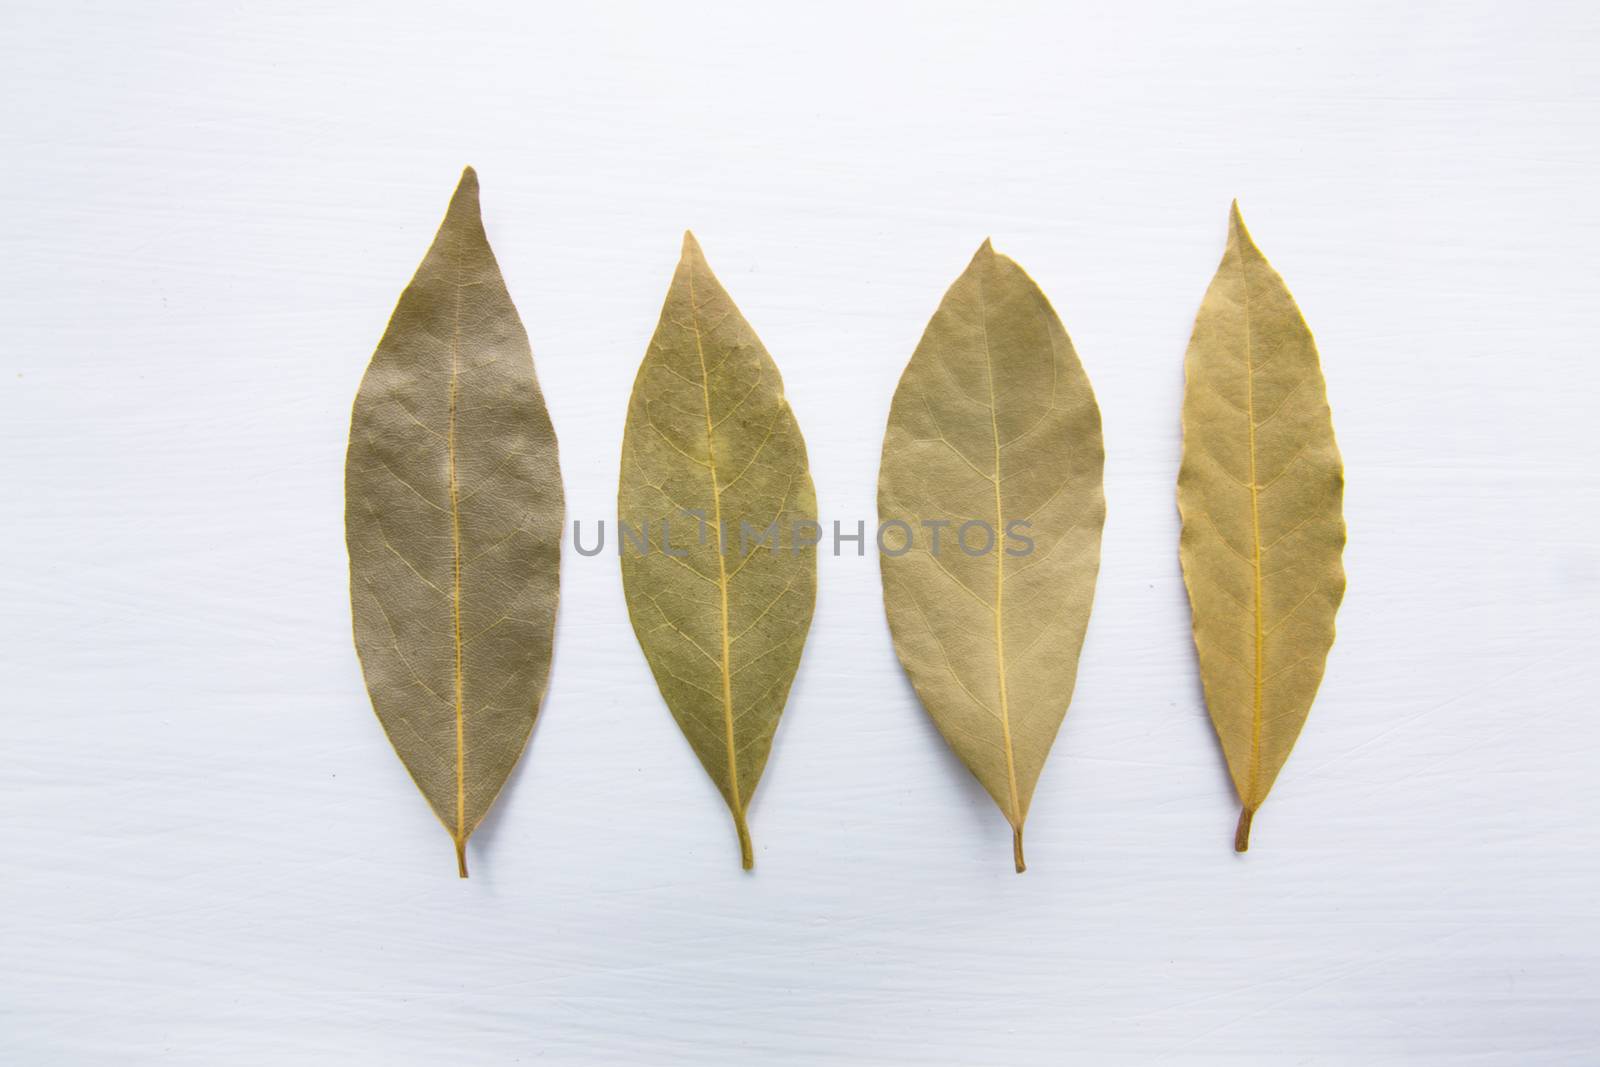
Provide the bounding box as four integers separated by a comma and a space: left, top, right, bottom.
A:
3, 1, 1597, 1063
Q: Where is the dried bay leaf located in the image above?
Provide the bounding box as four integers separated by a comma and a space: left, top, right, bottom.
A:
345, 168, 563, 876
619, 233, 817, 870
1178, 203, 1345, 851
878, 241, 1105, 872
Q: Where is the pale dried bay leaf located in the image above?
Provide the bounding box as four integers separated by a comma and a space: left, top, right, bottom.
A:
878, 241, 1105, 872
345, 168, 563, 876
1177, 203, 1345, 851
618, 233, 817, 870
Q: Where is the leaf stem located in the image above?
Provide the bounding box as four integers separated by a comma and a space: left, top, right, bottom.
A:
455, 838, 469, 878
1234, 806, 1255, 853
1012, 826, 1026, 873
735, 812, 753, 870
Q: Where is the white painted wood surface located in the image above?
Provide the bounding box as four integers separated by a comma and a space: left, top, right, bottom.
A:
3, 1, 1596, 1062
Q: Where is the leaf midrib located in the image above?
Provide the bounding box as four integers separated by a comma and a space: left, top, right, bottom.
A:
685, 252, 752, 868
1236, 233, 1266, 809
447, 238, 467, 875
976, 261, 1024, 850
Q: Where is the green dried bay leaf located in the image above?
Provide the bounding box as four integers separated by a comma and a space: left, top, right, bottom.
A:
345, 169, 563, 876
619, 233, 817, 870
878, 241, 1105, 872
1177, 203, 1346, 852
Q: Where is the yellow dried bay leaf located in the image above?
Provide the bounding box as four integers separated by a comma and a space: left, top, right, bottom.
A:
878, 241, 1105, 872
619, 233, 817, 870
1178, 203, 1346, 851
345, 169, 563, 876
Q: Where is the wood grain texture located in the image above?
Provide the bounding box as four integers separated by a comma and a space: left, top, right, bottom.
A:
3, 3, 1596, 1063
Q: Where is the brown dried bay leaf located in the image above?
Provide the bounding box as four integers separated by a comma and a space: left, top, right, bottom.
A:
345, 168, 563, 876
1177, 203, 1345, 852
878, 241, 1105, 872
618, 233, 817, 870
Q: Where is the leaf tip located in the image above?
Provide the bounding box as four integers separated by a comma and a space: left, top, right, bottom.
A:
447, 167, 481, 221
1224, 200, 1263, 263
968, 238, 998, 274
1227, 199, 1254, 243
681, 229, 702, 256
